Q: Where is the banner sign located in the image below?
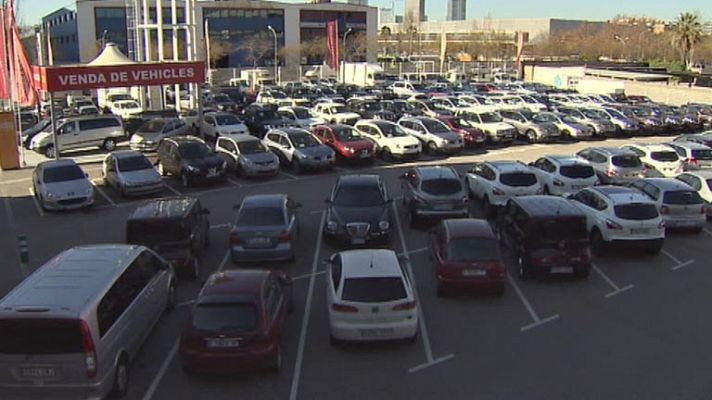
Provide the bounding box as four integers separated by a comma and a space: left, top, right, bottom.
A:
326, 21, 339, 71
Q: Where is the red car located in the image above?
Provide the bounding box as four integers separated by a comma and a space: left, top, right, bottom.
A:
312, 124, 376, 163
437, 116, 486, 147
180, 269, 292, 374
430, 218, 506, 295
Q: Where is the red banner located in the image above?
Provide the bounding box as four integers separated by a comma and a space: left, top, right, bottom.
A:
6, 1, 37, 106
0, 6, 8, 100
326, 20, 339, 71
33, 62, 206, 92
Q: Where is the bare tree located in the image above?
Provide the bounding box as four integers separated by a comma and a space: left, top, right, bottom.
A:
236, 32, 273, 67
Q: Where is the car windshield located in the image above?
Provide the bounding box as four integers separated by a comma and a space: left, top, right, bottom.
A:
663, 190, 703, 205
237, 140, 267, 154
379, 123, 408, 137
448, 117, 470, 129
179, 143, 212, 159
192, 303, 258, 333
539, 218, 588, 241
611, 155, 642, 167
560, 165, 595, 179
691, 149, 712, 160
631, 107, 652, 117
330, 105, 348, 114
333, 184, 385, 207
446, 238, 499, 262
582, 109, 606, 119
43, 165, 85, 183
289, 132, 320, 148
213, 95, 232, 102
650, 151, 679, 162
533, 113, 556, 123
422, 119, 450, 133
215, 114, 241, 125
500, 172, 537, 187
292, 108, 311, 119
117, 156, 153, 172
140, 119, 166, 133
342, 277, 407, 303
607, 109, 627, 119
333, 127, 361, 142
119, 101, 140, 109
421, 178, 462, 195
479, 112, 502, 123
236, 206, 285, 226
613, 203, 658, 220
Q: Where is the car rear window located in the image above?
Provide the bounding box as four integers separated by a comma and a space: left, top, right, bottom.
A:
192, 303, 258, 333
559, 165, 595, 179
499, 172, 537, 187
662, 190, 703, 205
650, 151, 679, 162
236, 206, 285, 226
0, 319, 82, 354
539, 218, 588, 241
611, 155, 642, 168
421, 178, 462, 195
613, 203, 659, 220
126, 220, 184, 244
691, 149, 712, 160
341, 277, 407, 303
446, 238, 499, 262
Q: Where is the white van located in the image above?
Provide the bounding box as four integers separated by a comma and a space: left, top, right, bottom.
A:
30, 115, 125, 158
0, 245, 176, 399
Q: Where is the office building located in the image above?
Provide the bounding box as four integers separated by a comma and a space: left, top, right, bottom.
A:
447, 0, 466, 21
404, 0, 425, 23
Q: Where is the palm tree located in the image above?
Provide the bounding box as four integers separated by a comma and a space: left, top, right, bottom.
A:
673, 12, 702, 69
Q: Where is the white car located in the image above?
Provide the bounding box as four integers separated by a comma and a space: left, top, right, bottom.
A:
465, 161, 542, 216
666, 141, 712, 170
676, 170, 712, 218
529, 156, 598, 196
201, 112, 249, 141
255, 89, 288, 105
389, 81, 421, 97
620, 143, 684, 178
110, 100, 142, 119
457, 95, 496, 112
455, 110, 516, 143
312, 102, 360, 125
534, 112, 594, 139
325, 249, 418, 344
354, 120, 421, 161
32, 159, 94, 211
278, 106, 324, 128
397, 117, 463, 154
568, 186, 664, 255
102, 150, 163, 196
629, 178, 706, 232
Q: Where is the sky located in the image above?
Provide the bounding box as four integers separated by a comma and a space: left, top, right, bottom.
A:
18, 0, 711, 26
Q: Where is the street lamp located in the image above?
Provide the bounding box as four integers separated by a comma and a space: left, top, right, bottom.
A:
267, 25, 278, 84
341, 28, 353, 83
342, 28, 353, 63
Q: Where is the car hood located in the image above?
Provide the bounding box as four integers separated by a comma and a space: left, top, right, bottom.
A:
132, 131, 162, 142
243, 151, 278, 163
217, 123, 248, 131
119, 169, 161, 184
295, 145, 333, 158
340, 139, 374, 150
328, 204, 389, 226
183, 155, 224, 169
334, 112, 361, 119
44, 179, 92, 197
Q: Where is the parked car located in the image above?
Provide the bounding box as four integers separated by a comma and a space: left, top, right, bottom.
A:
430, 218, 506, 295
32, 159, 94, 211
529, 155, 598, 196
30, 115, 124, 158
499, 110, 560, 143
215, 134, 279, 177
498, 196, 591, 279
102, 150, 163, 196
126, 197, 210, 278
455, 110, 516, 143
111, 100, 143, 119
312, 102, 361, 125
130, 117, 189, 152
262, 128, 335, 173
401, 166, 468, 225
397, 116, 464, 154
242, 104, 291, 138
674, 132, 712, 148
229, 194, 300, 263
629, 178, 706, 232
533, 112, 594, 140
568, 186, 665, 255
209, 93, 237, 112
21, 118, 51, 149
156, 136, 227, 187
346, 99, 396, 121
675, 170, 712, 218
201, 112, 249, 141
666, 141, 712, 170
620, 143, 684, 178
465, 161, 542, 216
558, 107, 617, 137
277, 106, 324, 128
325, 249, 418, 344
324, 174, 392, 245
599, 107, 640, 135
436, 115, 486, 147
353, 120, 422, 160
381, 99, 423, 119
310, 125, 373, 164
575, 147, 645, 185
179, 269, 292, 374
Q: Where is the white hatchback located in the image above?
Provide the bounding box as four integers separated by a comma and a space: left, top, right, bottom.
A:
325, 249, 418, 344
530, 156, 598, 196
465, 161, 542, 216
620, 143, 684, 177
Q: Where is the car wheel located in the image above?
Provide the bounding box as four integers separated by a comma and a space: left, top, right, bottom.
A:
181, 173, 191, 188
381, 146, 393, 162
292, 159, 302, 174
526, 129, 538, 143
165, 281, 177, 312
518, 255, 532, 280
103, 138, 117, 151
112, 357, 129, 399
44, 144, 55, 159
426, 141, 438, 154
590, 229, 605, 256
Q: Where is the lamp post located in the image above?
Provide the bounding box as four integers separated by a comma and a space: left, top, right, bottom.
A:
341, 28, 353, 83
267, 25, 278, 84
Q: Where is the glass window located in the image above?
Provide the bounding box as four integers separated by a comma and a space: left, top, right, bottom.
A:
445, 238, 499, 262
117, 155, 152, 172
236, 206, 285, 226
191, 303, 258, 332
559, 165, 595, 179
662, 190, 703, 205
420, 178, 462, 195
178, 143, 212, 159
333, 183, 385, 206
237, 140, 267, 154
0, 319, 82, 354
97, 260, 150, 337
341, 277, 407, 303
539, 218, 588, 241
613, 204, 658, 220
650, 151, 679, 162
611, 155, 642, 168
499, 172, 537, 187
331, 256, 342, 291
43, 165, 85, 183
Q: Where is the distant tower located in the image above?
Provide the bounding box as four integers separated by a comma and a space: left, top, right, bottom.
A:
405, 0, 425, 22
447, 0, 466, 20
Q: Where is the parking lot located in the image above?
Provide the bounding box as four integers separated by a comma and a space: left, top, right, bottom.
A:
2, 135, 712, 400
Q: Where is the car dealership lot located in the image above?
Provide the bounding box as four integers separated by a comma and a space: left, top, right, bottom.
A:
2, 136, 712, 400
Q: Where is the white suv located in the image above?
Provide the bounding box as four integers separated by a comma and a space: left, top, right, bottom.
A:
354, 120, 421, 161
465, 161, 542, 216
325, 249, 418, 344
312, 102, 361, 125
530, 156, 598, 196
620, 143, 684, 178
397, 117, 464, 154
568, 186, 665, 255
455, 110, 517, 143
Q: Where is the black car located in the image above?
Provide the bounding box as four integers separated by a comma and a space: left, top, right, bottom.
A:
347, 99, 396, 121
210, 94, 237, 112
324, 174, 393, 246
126, 196, 210, 279
156, 136, 227, 187
21, 118, 51, 149
242, 104, 291, 138
382, 100, 422, 119
497, 195, 591, 280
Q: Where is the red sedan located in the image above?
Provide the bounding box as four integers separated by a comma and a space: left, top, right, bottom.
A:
312, 124, 376, 163
430, 218, 506, 295
437, 116, 486, 147
180, 269, 292, 374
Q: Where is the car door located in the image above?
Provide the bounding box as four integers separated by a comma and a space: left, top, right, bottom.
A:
278, 134, 295, 162
466, 164, 486, 199
136, 250, 171, 334
216, 137, 239, 170
167, 142, 182, 175
264, 273, 287, 342
203, 115, 215, 138
57, 121, 79, 150
571, 190, 599, 231
103, 155, 118, 189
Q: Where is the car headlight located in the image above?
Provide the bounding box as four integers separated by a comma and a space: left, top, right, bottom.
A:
45, 191, 56, 199
378, 221, 390, 231
345, 147, 355, 154
326, 220, 337, 232
131, 135, 143, 143
85, 187, 93, 195
439, 138, 448, 146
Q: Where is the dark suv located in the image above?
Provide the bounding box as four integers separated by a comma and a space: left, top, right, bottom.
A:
126, 197, 211, 279
242, 104, 291, 138
156, 136, 227, 187
497, 195, 591, 280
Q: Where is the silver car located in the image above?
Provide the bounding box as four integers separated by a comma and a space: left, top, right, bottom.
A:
215, 135, 279, 177
229, 194, 301, 263
33, 159, 94, 211
629, 178, 707, 232
576, 147, 645, 185
499, 110, 560, 143
666, 141, 712, 170
102, 150, 163, 196
130, 117, 189, 152
559, 107, 617, 137
401, 166, 469, 225
262, 128, 335, 173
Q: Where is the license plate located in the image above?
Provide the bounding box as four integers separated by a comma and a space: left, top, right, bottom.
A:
248, 237, 271, 246
207, 338, 240, 348
433, 203, 453, 211
360, 328, 394, 338
630, 228, 649, 235
351, 238, 366, 245
21, 368, 55, 378
462, 269, 486, 277
551, 266, 574, 274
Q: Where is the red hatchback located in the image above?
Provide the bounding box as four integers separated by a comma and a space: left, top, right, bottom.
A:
437, 116, 486, 148
430, 218, 506, 295
180, 269, 292, 374
312, 124, 376, 163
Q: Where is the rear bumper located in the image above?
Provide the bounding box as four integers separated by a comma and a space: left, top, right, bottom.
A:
663, 216, 706, 229
0, 372, 112, 400
231, 245, 294, 263
437, 275, 506, 291
122, 182, 164, 196
180, 343, 277, 374
329, 317, 418, 342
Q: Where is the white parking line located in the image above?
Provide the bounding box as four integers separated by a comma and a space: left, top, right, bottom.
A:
227, 177, 243, 187
0, 176, 31, 185
289, 212, 326, 400
293, 270, 327, 281
91, 183, 116, 208
141, 339, 179, 400
507, 276, 560, 332
28, 188, 45, 217
279, 170, 299, 180
591, 263, 634, 298
391, 202, 454, 373
217, 250, 231, 272
660, 249, 694, 271
703, 228, 712, 237
163, 183, 182, 196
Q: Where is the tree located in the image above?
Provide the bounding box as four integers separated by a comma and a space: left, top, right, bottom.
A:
236, 32, 273, 67
672, 12, 702, 69
208, 38, 233, 68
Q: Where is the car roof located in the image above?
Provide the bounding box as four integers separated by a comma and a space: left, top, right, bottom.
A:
639, 178, 694, 191
111, 150, 145, 159
337, 174, 381, 186
339, 249, 402, 279
625, 143, 674, 151
667, 141, 708, 149
442, 218, 494, 239
591, 147, 634, 156
514, 195, 584, 217
486, 160, 530, 172
592, 186, 651, 203
37, 158, 79, 169
546, 155, 587, 165
241, 194, 286, 209
682, 170, 712, 179
128, 197, 196, 220
197, 270, 269, 301
415, 166, 459, 180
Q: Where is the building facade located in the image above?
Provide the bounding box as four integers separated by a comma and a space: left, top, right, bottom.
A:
404, 0, 425, 23
446, 0, 466, 21
41, 8, 80, 65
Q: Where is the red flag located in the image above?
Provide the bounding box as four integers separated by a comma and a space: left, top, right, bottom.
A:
515, 31, 526, 69
6, 1, 38, 106
0, 6, 8, 100
326, 21, 339, 71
